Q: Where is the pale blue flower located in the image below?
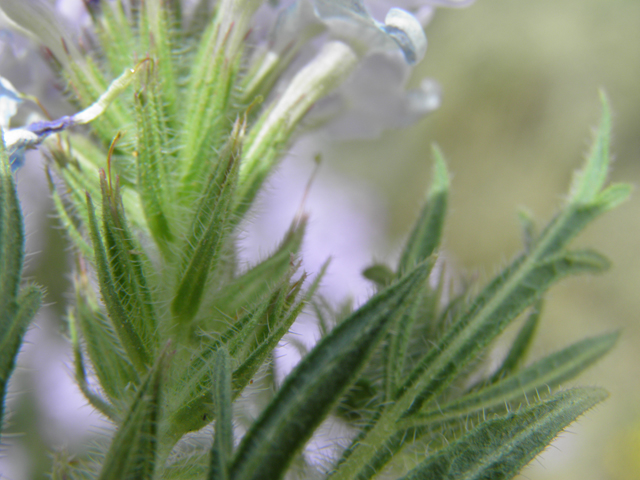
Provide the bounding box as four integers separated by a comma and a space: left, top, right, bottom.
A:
250, 0, 474, 138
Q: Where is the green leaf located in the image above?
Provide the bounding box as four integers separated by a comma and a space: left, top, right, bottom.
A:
362, 263, 395, 289
85, 192, 151, 371
230, 268, 301, 372
171, 125, 242, 326
89, 0, 137, 75
68, 310, 119, 421
165, 263, 316, 440
97, 352, 167, 480
231, 262, 328, 394
0, 138, 23, 307
398, 248, 609, 417
0, 285, 41, 436
134, 69, 174, 252
397, 145, 449, 276
178, 0, 259, 193
568, 92, 611, 205
137, 1, 178, 121
517, 208, 537, 252
0, 140, 42, 437
397, 388, 607, 480
229, 263, 432, 480
209, 347, 234, 480
406, 331, 618, 426
331, 102, 625, 479
99, 172, 158, 351
489, 300, 543, 383
72, 269, 139, 409
210, 217, 306, 319
47, 168, 94, 259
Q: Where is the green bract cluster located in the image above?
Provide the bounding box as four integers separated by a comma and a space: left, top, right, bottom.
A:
0, 1, 631, 479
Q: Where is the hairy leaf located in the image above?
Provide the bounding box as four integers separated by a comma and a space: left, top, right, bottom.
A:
172, 126, 241, 326
99, 172, 158, 349
0, 285, 41, 435
0, 141, 42, 436
397, 146, 449, 276
406, 331, 617, 428
209, 347, 234, 480
134, 68, 174, 252
489, 299, 543, 383
398, 388, 607, 480
72, 269, 139, 408
97, 352, 167, 480
330, 100, 628, 480
86, 192, 151, 371
211, 217, 306, 319
229, 263, 432, 480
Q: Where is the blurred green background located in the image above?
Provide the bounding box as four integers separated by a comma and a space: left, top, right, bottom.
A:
324, 0, 640, 479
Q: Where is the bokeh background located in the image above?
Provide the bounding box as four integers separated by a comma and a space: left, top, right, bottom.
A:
1, 0, 639, 479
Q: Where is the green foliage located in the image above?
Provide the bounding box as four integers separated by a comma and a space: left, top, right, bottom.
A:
0, 2, 631, 480
398, 388, 608, 480
0, 134, 43, 438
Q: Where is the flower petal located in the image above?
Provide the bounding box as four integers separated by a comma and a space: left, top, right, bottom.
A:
310, 0, 427, 64
0, 75, 22, 128
380, 7, 427, 64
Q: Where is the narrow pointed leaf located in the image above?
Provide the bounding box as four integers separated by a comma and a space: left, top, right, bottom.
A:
211, 217, 306, 318
99, 173, 158, 350
68, 311, 119, 420
73, 271, 139, 406
209, 347, 233, 480
408, 331, 618, 426
47, 169, 94, 259
97, 352, 167, 480
490, 300, 543, 383
517, 209, 536, 252
398, 388, 607, 480
165, 267, 309, 439
401, 248, 610, 416
226, 294, 285, 360
0, 286, 41, 436
333, 109, 625, 477
593, 183, 633, 212
172, 133, 241, 325
0, 139, 23, 306
229, 263, 432, 480
86, 192, 150, 371
239, 265, 302, 359
0, 141, 42, 436
134, 73, 174, 251
179, 0, 258, 190
232, 263, 328, 394
90, 0, 137, 75
397, 146, 449, 276
568, 93, 611, 205
138, 1, 178, 119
